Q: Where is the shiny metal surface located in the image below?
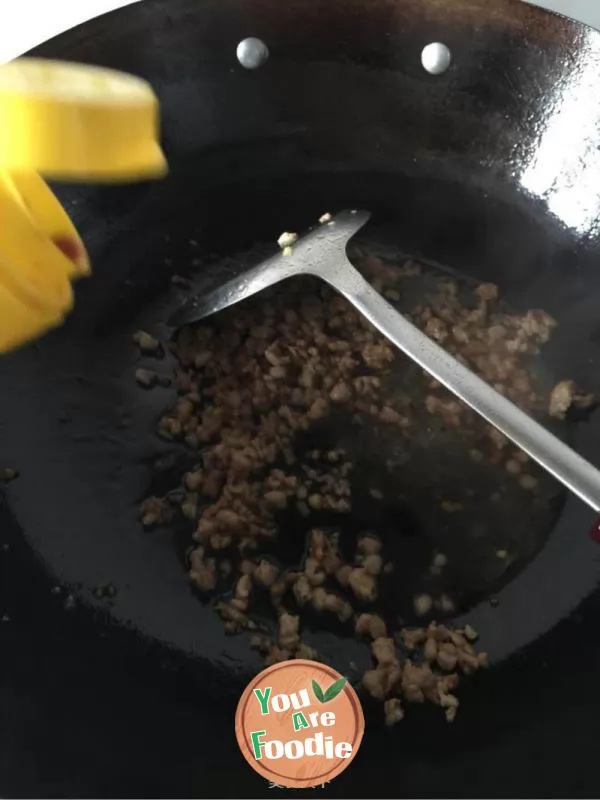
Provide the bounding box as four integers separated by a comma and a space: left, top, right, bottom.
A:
236, 36, 269, 69
171, 210, 600, 512
421, 42, 452, 74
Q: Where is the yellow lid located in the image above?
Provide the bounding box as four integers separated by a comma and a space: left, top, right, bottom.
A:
0, 278, 66, 354
0, 169, 88, 352
0, 59, 167, 180
1, 170, 90, 280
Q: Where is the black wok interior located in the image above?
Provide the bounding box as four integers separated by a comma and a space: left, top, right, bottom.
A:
3, 0, 600, 795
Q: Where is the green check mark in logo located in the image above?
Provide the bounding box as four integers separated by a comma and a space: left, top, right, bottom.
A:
312, 677, 347, 704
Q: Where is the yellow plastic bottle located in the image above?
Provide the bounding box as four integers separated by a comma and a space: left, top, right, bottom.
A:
0, 58, 167, 352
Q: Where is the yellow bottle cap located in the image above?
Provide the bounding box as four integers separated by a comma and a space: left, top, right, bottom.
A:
0, 58, 167, 180
0, 168, 90, 352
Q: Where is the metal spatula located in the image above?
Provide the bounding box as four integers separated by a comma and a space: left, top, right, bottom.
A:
169, 209, 600, 512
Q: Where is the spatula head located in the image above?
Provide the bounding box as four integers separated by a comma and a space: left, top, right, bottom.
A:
167, 209, 370, 328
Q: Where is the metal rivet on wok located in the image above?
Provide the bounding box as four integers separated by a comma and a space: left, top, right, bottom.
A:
421, 42, 452, 75
236, 37, 270, 69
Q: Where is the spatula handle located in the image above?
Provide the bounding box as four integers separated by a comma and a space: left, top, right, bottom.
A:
332, 263, 600, 512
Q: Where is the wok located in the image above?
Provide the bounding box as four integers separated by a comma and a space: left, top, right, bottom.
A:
2, 0, 600, 795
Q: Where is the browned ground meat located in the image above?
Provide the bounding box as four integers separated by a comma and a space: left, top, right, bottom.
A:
134, 237, 591, 725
